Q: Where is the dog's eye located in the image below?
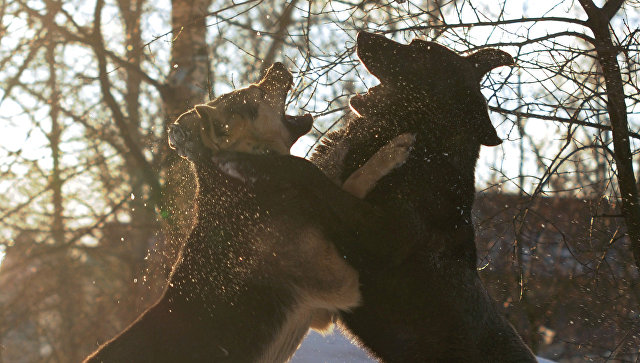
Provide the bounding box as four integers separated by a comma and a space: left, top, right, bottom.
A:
212, 120, 230, 137
254, 86, 267, 100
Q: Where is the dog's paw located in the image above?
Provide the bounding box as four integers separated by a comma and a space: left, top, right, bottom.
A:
216, 160, 246, 182
342, 133, 416, 199
211, 154, 260, 183
381, 132, 416, 169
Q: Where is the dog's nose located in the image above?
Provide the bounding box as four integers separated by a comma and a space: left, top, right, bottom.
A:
259, 62, 293, 93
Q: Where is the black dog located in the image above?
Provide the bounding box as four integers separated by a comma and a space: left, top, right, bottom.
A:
311, 32, 537, 362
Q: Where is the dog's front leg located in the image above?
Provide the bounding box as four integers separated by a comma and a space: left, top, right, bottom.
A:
210, 152, 405, 267
342, 133, 416, 198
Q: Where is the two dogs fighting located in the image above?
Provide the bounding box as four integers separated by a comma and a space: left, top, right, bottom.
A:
86, 32, 536, 362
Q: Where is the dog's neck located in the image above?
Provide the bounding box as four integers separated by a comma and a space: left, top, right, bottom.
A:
355, 91, 482, 180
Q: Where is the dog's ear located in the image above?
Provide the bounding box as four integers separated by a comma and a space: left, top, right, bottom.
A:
356, 31, 402, 82
194, 104, 226, 149
258, 62, 293, 94
466, 49, 514, 81
195, 104, 218, 122
409, 39, 453, 57
465, 48, 511, 146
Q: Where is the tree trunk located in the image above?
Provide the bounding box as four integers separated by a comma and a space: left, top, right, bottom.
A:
115, 0, 160, 315
579, 0, 640, 270
159, 0, 212, 276
259, 0, 299, 76
45, 3, 80, 361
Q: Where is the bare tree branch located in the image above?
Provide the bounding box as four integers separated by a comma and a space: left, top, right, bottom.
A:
260, 0, 299, 76
91, 0, 162, 207
578, 0, 640, 272
490, 106, 640, 140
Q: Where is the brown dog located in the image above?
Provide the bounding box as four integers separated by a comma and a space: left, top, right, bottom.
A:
86, 63, 410, 362
168, 63, 313, 158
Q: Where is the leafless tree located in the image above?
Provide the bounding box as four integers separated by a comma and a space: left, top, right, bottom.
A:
0, 0, 638, 361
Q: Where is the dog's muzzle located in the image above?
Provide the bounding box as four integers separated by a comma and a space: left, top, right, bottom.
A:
283, 113, 314, 141
168, 124, 184, 149
168, 123, 191, 158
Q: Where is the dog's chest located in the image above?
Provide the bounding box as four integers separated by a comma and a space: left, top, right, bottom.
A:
362, 144, 474, 228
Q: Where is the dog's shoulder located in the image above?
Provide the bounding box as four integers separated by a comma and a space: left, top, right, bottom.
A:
312, 112, 404, 185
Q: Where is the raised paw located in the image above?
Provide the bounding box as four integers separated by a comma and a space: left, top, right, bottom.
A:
211, 154, 257, 183
379, 132, 416, 169
342, 133, 416, 199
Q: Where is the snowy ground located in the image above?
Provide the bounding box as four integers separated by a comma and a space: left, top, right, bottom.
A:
292, 330, 375, 363
292, 330, 556, 363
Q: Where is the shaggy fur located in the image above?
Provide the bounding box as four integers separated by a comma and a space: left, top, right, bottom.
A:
85, 156, 365, 363
310, 32, 537, 362
85, 63, 370, 363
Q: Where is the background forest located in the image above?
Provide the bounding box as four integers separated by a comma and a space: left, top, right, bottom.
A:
0, 0, 638, 361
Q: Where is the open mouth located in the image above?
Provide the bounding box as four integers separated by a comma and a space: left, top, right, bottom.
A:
350, 92, 365, 105
349, 89, 377, 116
260, 63, 314, 140
352, 84, 382, 101
283, 113, 314, 140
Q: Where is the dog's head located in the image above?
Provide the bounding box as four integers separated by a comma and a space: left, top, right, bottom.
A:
350, 31, 513, 147
168, 62, 313, 161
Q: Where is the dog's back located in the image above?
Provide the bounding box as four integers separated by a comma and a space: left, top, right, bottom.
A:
86, 156, 364, 362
